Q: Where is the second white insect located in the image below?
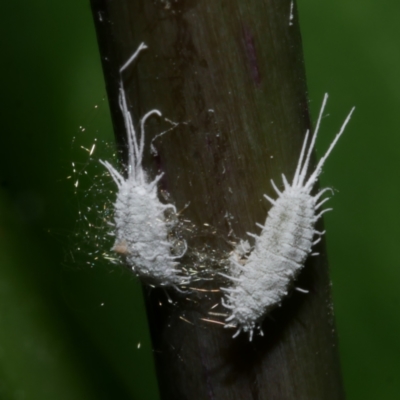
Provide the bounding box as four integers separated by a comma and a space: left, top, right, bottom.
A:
221, 94, 354, 340
100, 43, 186, 287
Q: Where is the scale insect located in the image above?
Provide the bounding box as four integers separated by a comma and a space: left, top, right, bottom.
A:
221, 94, 355, 340
100, 43, 187, 287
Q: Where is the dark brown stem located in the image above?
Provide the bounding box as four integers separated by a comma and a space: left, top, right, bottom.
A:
90, 0, 345, 399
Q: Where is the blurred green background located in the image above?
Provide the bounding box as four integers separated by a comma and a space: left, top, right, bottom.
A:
0, 1, 398, 399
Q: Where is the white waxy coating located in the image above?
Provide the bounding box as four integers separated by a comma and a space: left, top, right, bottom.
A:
110, 175, 183, 286
221, 94, 355, 340
100, 43, 186, 287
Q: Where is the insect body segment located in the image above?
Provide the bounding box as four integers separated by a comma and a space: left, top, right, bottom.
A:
221, 94, 355, 340
100, 43, 186, 287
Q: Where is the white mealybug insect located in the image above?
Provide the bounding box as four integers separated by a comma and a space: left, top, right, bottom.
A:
221, 94, 355, 340
100, 43, 186, 287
